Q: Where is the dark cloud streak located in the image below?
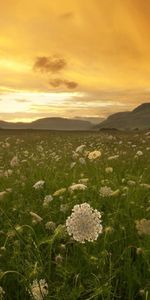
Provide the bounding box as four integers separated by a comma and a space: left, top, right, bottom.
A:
49, 78, 78, 89
33, 56, 67, 73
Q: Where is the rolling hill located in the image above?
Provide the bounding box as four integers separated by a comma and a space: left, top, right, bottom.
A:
0, 117, 92, 131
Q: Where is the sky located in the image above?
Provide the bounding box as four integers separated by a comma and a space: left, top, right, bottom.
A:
1, 0, 150, 122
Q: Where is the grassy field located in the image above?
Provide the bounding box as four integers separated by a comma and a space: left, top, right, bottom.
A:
0, 130, 150, 300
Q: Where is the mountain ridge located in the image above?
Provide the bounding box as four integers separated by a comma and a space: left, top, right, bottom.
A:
96, 103, 150, 130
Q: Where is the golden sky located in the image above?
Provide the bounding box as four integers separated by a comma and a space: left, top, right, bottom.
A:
1, 0, 150, 122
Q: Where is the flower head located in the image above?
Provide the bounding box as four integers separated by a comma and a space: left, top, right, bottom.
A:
30, 279, 48, 300
0, 286, 5, 300
66, 202, 102, 243
88, 150, 101, 160
69, 183, 87, 192
30, 212, 43, 224
99, 186, 113, 197
10, 156, 19, 167
135, 219, 150, 235
43, 195, 53, 207
33, 180, 45, 190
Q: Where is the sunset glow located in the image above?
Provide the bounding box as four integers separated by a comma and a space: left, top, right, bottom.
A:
1, 0, 150, 121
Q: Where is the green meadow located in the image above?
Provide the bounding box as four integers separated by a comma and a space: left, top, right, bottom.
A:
0, 130, 150, 300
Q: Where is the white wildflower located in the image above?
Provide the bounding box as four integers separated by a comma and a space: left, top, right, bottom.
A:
136, 150, 143, 156
127, 180, 136, 186
33, 180, 45, 190
43, 195, 53, 207
140, 183, 150, 189
55, 254, 63, 264
72, 152, 79, 160
10, 156, 19, 167
4, 169, 13, 177
75, 144, 86, 153
99, 186, 113, 197
53, 188, 66, 196
66, 202, 102, 243
69, 183, 87, 192
45, 221, 56, 231
145, 131, 150, 136
105, 167, 113, 174
70, 162, 76, 169
135, 219, 150, 235
0, 286, 5, 300
30, 279, 48, 300
79, 157, 86, 164
78, 178, 89, 184
60, 203, 69, 213
37, 145, 43, 152
30, 212, 43, 224
88, 150, 101, 160
108, 155, 119, 160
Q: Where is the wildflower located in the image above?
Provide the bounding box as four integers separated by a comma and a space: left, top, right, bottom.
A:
136, 247, 144, 255
33, 180, 45, 190
139, 289, 145, 296
127, 180, 136, 186
10, 156, 19, 167
43, 195, 53, 207
37, 145, 43, 152
99, 186, 113, 197
135, 219, 150, 235
60, 204, 69, 213
140, 183, 150, 189
78, 178, 89, 184
75, 144, 86, 153
88, 150, 101, 160
136, 150, 143, 156
4, 169, 13, 177
69, 183, 87, 192
53, 188, 66, 196
105, 167, 113, 174
110, 189, 120, 196
108, 155, 119, 160
55, 254, 63, 264
45, 221, 56, 231
0, 286, 5, 300
72, 152, 79, 160
66, 202, 103, 243
145, 131, 150, 136
79, 157, 86, 164
30, 279, 48, 300
30, 212, 43, 224
70, 162, 76, 169
104, 226, 114, 234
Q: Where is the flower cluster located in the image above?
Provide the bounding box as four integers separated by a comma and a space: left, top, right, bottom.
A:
88, 150, 101, 160
69, 183, 87, 192
135, 219, 150, 235
30, 279, 48, 300
99, 186, 113, 197
0, 286, 5, 300
66, 202, 103, 243
33, 180, 45, 190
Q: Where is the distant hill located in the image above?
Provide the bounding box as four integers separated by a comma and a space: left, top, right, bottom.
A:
95, 103, 150, 130
74, 117, 105, 124
0, 117, 92, 131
